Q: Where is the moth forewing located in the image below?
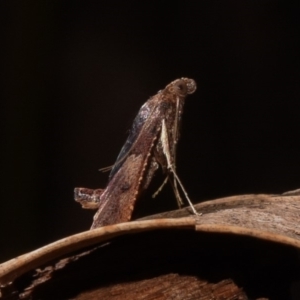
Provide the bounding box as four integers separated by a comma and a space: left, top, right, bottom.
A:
107, 100, 154, 180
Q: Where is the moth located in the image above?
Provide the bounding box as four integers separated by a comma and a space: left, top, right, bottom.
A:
75, 78, 198, 229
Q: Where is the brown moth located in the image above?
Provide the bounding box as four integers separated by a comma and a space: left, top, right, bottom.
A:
75, 78, 198, 229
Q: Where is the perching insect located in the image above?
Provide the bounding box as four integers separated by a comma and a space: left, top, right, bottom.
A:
75, 78, 198, 229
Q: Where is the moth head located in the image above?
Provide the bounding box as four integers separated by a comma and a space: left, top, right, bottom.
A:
167, 78, 197, 97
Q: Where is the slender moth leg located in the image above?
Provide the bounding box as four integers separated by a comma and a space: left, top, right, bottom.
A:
161, 119, 198, 215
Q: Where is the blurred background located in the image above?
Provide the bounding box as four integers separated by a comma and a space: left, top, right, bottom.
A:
1, 1, 300, 262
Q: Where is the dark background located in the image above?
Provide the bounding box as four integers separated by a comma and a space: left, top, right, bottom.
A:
1, 1, 300, 262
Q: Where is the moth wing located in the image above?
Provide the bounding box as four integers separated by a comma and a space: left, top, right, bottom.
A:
109, 98, 156, 179
92, 100, 167, 228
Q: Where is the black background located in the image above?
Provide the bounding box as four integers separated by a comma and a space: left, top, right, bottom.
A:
1, 1, 300, 262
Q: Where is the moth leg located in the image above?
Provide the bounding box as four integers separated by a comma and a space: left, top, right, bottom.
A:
168, 177, 184, 207
152, 120, 183, 206
74, 187, 104, 209
152, 176, 168, 198
152, 176, 184, 207
161, 119, 198, 215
